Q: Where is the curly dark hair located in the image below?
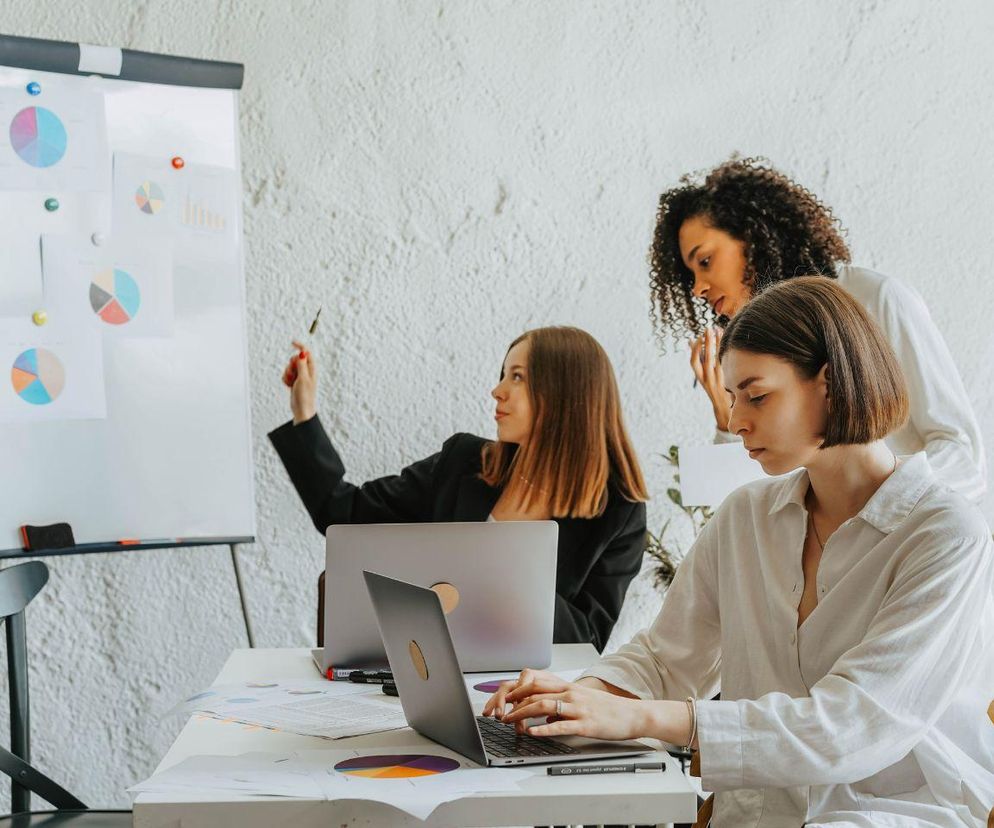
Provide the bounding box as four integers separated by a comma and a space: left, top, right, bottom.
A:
649, 156, 851, 347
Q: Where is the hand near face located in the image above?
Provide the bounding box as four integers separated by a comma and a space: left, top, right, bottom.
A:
282, 340, 317, 424
690, 327, 731, 432
482, 668, 648, 742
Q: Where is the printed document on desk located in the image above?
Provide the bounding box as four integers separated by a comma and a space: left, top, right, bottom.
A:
178, 680, 406, 739
131, 747, 532, 821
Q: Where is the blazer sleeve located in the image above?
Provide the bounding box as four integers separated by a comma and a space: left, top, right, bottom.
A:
268, 415, 450, 533
553, 500, 647, 652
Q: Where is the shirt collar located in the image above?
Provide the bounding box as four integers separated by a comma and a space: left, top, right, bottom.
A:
856, 452, 934, 533
767, 452, 935, 534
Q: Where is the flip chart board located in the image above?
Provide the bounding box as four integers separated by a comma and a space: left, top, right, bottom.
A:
0, 34, 254, 554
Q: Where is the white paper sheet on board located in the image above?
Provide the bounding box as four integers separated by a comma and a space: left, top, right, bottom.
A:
112, 152, 238, 262
679, 442, 769, 507
0, 84, 110, 191
0, 315, 105, 421
42, 234, 174, 338
0, 191, 110, 316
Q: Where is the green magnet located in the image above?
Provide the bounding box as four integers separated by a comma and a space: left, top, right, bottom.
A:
44, 197, 59, 212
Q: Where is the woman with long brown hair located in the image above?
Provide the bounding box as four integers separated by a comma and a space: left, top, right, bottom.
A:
269, 325, 648, 651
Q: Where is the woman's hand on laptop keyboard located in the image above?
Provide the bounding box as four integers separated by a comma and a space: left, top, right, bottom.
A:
483, 668, 681, 744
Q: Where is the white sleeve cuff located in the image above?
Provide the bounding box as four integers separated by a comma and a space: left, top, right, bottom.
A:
696, 699, 745, 790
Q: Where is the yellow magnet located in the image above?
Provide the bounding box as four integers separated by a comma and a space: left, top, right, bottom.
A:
31, 310, 48, 326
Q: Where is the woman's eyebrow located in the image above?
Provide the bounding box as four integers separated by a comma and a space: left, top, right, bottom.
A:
736, 377, 763, 390
724, 376, 764, 393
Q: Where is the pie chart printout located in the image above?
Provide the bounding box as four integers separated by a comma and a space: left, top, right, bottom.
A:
89, 268, 141, 325
9, 106, 68, 168
11, 348, 65, 405
473, 679, 514, 694
135, 180, 165, 214
334, 754, 460, 779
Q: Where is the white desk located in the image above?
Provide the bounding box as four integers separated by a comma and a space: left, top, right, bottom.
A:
134, 646, 697, 827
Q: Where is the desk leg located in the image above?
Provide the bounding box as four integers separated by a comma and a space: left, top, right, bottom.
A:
229, 544, 255, 648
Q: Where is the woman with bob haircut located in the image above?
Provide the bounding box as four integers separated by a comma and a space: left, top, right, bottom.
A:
486, 279, 994, 828
650, 156, 986, 503
269, 325, 648, 651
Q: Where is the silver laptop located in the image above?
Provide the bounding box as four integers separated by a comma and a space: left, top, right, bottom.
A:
314, 521, 557, 673
363, 569, 652, 767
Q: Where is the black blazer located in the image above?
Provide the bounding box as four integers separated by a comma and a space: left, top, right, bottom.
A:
269, 416, 647, 652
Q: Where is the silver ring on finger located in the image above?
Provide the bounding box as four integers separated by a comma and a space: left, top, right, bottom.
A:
556, 699, 563, 717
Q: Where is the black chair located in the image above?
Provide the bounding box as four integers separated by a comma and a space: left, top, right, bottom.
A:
0, 561, 130, 826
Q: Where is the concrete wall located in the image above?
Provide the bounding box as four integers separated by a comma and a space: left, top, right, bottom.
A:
1, 0, 991, 809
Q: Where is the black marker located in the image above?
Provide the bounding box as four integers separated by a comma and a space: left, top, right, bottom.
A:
547, 761, 665, 776
348, 670, 393, 684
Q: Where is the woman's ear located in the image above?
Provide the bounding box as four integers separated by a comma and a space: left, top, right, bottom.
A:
817, 363, 831, 403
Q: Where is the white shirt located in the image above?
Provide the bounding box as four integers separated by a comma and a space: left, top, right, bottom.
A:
716, 265, 987, 504
583, 453, 994, 827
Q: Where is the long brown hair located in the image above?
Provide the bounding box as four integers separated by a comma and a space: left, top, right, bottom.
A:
480, 326, 647, 518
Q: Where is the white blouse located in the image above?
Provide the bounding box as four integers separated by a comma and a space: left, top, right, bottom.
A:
716, 265, 987, 504
582, 453, 994, 827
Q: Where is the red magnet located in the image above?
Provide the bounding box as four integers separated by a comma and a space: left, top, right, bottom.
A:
171, 156, 185, 169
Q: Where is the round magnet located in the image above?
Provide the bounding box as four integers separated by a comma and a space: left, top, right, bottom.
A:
31, 310, 48, 326
91, 232, 105, 246
26, 82, 41, 96
44, 197, 59, 212
171, 156, 185, 169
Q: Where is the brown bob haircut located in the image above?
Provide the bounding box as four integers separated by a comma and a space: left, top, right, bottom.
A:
718, 277, 909, 447
480, 326, 648, 519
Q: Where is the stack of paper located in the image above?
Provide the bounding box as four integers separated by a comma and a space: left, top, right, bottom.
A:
131, 748, 534, 821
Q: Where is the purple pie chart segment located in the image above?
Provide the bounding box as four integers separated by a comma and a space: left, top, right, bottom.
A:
334, 754, 460, 778
473, 679, 515, 694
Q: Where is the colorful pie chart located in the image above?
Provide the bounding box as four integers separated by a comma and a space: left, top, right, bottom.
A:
135, 181, 165, 214
89, 268, 141, 325
334, 754, 460, 778
9, 106, 67, 168
11, 348, 65, 405
473, 679, 514, 693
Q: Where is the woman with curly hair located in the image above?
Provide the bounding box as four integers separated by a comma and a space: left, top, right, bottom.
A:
649, 156, 986, 502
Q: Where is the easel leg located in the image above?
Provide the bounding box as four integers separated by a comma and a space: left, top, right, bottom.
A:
229, 544, 255, 648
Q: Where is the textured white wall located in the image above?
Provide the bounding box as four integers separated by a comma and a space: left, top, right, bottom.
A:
0, 0, 991, 810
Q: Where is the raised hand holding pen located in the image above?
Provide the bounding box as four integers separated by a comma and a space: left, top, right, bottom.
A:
283, 339, 317, 424
689, 326, 731, 432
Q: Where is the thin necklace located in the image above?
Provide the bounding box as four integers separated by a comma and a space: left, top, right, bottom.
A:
808, 453, 898, 552
809, 512, 825, 552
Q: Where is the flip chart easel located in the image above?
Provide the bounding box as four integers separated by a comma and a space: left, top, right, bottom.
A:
0, 34, 257, 645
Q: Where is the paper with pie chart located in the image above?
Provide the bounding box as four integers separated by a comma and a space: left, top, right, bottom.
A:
0, 86, 109, 191
113, 151, 238, 262
0, 316, 105, 422
42, 234, 174, 338
0, 188, 110, 316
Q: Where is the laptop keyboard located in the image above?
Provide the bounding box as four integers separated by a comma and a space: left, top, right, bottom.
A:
476, 715, 579, 758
